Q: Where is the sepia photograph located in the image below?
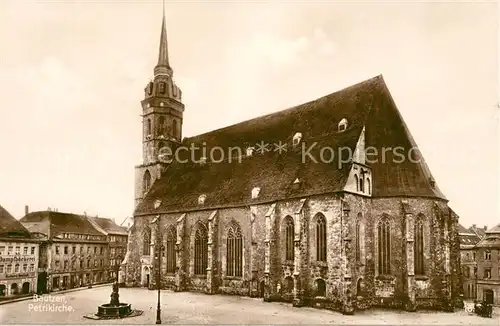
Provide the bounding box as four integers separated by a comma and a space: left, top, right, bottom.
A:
0, 0, 498, 324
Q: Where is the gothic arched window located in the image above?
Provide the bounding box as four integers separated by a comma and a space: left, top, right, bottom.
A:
284, 216, 294, 261
143, 170, 152, 193
143, 227, 151, 256
377, 216, 391, 275
355, 174, 359, 191
194, 224, 208, 275
146, 119, 152, 136
166, 226, 176, 273
414, 214, 425, 275
226, 222, 243, 277
315, 214, 326, 262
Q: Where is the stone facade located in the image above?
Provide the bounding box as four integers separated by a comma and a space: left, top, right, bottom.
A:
124, 7, 461, 314
125, 194, 460, 312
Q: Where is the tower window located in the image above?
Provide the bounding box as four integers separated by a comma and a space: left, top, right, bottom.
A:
338, 118, 348, 132
146, 119, 152, 136
143, 227, 151, 256
158, 116, 165, 136
172, 120, 178, 140
143, 170, 152, 194
159, 82, 166, 94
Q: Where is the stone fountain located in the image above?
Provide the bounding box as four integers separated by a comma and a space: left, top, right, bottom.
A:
83, 282, 142, 320
97, 282, 132, 317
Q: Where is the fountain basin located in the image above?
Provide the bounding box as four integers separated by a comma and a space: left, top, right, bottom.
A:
97, 303, 132, 318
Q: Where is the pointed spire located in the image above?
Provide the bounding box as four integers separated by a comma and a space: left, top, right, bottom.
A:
154, 0, 173, 77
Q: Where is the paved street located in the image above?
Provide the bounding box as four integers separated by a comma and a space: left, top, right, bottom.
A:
0, 286, 497, 325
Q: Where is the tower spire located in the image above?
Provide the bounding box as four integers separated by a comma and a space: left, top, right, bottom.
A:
154, 0, 172, 77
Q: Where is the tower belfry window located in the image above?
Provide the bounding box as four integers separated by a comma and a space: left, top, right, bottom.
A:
147, 119, 152, 136
159, 82, 166, 94
172, 120, 178, 140
158, 116, 165, 136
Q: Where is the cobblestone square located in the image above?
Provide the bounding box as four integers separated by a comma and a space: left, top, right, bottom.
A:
0, 286, 498, 325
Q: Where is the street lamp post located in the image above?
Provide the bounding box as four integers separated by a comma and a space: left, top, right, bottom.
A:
154, 216, 164, 325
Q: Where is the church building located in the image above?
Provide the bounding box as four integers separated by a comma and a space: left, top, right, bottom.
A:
124, 9, 461, 313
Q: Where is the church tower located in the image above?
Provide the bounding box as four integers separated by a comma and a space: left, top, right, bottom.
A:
134, 6, 184, 207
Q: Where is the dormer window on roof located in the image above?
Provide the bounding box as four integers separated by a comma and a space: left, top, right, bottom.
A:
246, 147, 255, 156
198, 194, 206, 205
251, 187, 260, 199
293, 132, 302, 146
338, 118, 348, 132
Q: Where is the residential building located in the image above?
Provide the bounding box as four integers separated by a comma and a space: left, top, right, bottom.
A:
20, 210, 109, 292
475, 223, 500, 305
0, 205, 39, 298
87, 216, 128, 282
458, 224, 480, 300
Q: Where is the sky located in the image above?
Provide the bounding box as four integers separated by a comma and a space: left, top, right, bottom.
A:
0, 0, 498, 228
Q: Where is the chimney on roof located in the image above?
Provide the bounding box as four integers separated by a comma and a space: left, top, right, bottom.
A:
484, 225, 488, 231
25, 205, 29, 215
84, 211, 87, 217
472, 224, 476, 228
47, 207, 51, 212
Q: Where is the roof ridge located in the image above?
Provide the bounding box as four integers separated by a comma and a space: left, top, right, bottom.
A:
184, 75, 383, 142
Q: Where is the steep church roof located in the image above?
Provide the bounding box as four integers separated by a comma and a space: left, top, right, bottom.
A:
0, 204, 31, 238
135, 75, 445, 215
